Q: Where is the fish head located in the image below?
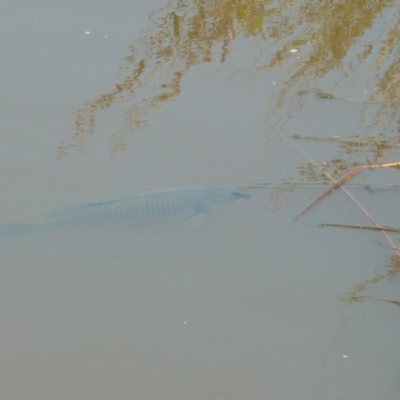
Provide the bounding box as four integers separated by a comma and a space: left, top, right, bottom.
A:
215, 187, 251, 202
226, 189, 252, 203
197, 187, 251, 213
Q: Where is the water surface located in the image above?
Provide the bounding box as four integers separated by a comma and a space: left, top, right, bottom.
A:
1, 1, 400, 399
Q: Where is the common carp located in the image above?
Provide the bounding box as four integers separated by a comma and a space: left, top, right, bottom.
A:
0, 186, 251, 239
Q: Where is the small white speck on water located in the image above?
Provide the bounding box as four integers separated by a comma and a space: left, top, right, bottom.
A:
85, 31, 91, 35
183, 321, 187, 325
290, 48, 298, 53
342, 354, 348, 358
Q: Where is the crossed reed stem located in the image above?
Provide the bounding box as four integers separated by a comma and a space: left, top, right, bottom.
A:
293, 144, 400, 256
295, 161, 400, 218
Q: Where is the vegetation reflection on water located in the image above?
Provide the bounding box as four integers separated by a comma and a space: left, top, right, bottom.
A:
57, 0, 400, 161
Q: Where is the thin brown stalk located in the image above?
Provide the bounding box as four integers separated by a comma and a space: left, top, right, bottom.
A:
295, 160, 400, 218
322, 223, 400, 233
292, 144, 400, 256
294, 164, 368, 218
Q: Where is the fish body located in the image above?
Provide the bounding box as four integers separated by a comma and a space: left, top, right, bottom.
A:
0, 186, 251, 239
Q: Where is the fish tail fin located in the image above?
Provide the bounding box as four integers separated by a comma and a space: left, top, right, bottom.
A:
0, 223, 42, 239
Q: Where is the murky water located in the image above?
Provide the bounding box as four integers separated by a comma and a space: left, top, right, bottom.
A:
1, 1, 400, 399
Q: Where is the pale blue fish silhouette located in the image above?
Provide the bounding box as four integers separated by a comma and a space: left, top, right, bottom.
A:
0, 186, 251, 239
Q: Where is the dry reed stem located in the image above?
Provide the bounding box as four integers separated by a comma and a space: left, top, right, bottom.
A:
322, 223, 400, 233
295, 161, 400, 218
292, 144, 400, 256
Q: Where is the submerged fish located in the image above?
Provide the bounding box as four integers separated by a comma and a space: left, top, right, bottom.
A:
0, 186, 251, 239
